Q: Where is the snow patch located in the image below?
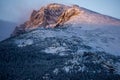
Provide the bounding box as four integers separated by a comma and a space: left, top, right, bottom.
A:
63, 66, 70, 73
53, 68, 59, 75
42, 73, 50, 80
115, 62, 120, 75
44, 46, 66, 56
63, 55, 86, 73
15, 39, 33, 47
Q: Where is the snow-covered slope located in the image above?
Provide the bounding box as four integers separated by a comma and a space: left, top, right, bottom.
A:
65, 7, 120, 26
0, 25, 120, 80
13, 25, 120, 56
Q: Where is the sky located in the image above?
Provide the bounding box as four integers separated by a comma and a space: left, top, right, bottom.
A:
0, 0, 120, 23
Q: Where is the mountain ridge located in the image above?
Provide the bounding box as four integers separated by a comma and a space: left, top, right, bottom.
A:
11, 3, 120, 36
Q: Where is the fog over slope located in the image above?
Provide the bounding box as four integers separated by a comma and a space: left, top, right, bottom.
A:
0, 20, 16, 41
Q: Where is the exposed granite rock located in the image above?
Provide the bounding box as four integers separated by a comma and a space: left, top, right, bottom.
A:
11, 3, 120, 36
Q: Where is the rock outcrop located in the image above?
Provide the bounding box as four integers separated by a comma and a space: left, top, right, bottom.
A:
11, 3, 78, 36
11, 3, 120, 36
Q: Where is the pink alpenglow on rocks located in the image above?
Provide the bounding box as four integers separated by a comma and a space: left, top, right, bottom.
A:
11, 3, 120, 36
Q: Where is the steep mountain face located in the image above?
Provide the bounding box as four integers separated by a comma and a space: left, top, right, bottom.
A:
11, 3, 120, 36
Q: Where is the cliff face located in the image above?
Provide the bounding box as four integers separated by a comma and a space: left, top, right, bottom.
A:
23, 3, 81, 29
12, 3, 81, 36
11, 3, 120, 36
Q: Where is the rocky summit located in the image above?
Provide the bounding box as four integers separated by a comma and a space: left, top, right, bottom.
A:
11, 3, 120, 36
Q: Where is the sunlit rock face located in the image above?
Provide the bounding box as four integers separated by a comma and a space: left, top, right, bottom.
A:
19, 3, 81, 29
11, 3, 120, 36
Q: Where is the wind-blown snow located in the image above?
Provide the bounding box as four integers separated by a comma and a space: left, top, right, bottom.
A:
53, 68, 59, 75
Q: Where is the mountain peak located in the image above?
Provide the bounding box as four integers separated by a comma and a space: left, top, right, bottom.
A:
1, 3, 120, 80
11, 3, 120, 36
24, 3, 81, 28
